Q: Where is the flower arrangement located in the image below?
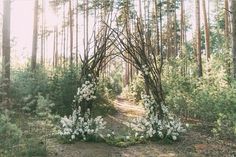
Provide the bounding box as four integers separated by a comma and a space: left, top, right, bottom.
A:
75, 80, 96, 104
58, 79, 106, 142
59, 106, 106, 142
132, 94, 186, 141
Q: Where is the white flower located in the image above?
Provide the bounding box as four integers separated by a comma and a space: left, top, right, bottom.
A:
158, 131, 163, 138
172, 135, 177, 141
71, 134, 75, 140
107, 134, 111, 138
135, 132, 139, 138
126, 136, 130, 140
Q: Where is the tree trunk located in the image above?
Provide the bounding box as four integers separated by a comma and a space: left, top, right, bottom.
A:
202, 0, 210, 61
180, 0, 185, 56
83, 0, 89, 61
195, 0, 203, 77
232, 0, 236, 78
63, 1, 66, 67
2, 0, 11, 98
31, 0, 39, 70
69, 0, 73, 66
53, 25, 58, 67
40, 0, 45, 66
166, 0, 171, 59
76, 0, 79, 67
225, 0, 230, 48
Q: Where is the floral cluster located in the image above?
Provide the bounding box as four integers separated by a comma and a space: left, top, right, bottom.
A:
58, 106, 106, 142
142, 65, 149, 75
133, 115, 186, 140
133, 94, 186, 141
75, 80, 96, 104
141, 94, 168, 115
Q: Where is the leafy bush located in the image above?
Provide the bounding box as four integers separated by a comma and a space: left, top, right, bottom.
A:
104, 132, 145, 147
163, 55, 236, 140
11, 66, 49, 112
121, 74, 145, 102
97, 77, 122, 99
20, 95, 57, 157
130, 74, 145, 101
48, 66, 80, 116
0, 111, 22, 156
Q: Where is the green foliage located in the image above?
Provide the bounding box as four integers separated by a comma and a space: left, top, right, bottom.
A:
96, 77, 121, 99
0, 79, 7, 101
85, 77, 118, 117
21, 137, 47, 157
163, 55, 236, 140
104, 133, 145, 147
49, 66, 80, 116
19, 95, 57, 157
130, 74, 145, 101
11, 66, 49, 112
121, 74, 145, 102
0, 111, 22, 156
36, 94, 55, 118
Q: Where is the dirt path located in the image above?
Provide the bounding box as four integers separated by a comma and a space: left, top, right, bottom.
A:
48, 97, 236, 157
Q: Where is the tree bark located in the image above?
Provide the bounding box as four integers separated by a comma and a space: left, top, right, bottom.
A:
69, 0, 73, 66
202, 0, 210, 61
76, 0, 79, 67
195, 0, 203, 77
31, 0, 39, 70
40, 0, 44, 66
180, 0, 185, 56
2, 0, 11, 98
232, 0, 236, 78
225, 0, 230, 48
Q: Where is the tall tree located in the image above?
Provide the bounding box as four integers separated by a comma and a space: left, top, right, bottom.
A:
224, 0, 230, 48
180, 0, 185, 56
232, 0, 236, 78
166, 0, 171, 59
31, 0, 39, 70
40, 0, 45, 66
2, 0, 11, 98
154, 0, 160, 55
75, 0, 79, 66
202, 0, 210, 61
195, 0, 202, 77
69, 0, 73, 66
83, 0, 89, 61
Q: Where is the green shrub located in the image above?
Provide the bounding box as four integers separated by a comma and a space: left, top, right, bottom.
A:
11, 66, 49, 112
121, 74, 145, 102
0, 110, 22, 156
163, 55, 236, 140
21, 137, 47, 157
130, 74, 145, 101
49, 66, 80, 116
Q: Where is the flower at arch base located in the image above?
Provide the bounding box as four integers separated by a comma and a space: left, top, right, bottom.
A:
58, 106, 107, 142
132, 94, 187, 141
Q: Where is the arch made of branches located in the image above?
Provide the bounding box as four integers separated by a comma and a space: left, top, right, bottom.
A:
78, 16, 165, 119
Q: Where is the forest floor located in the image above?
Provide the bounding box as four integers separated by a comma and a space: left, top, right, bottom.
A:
48, 97, 236, 157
